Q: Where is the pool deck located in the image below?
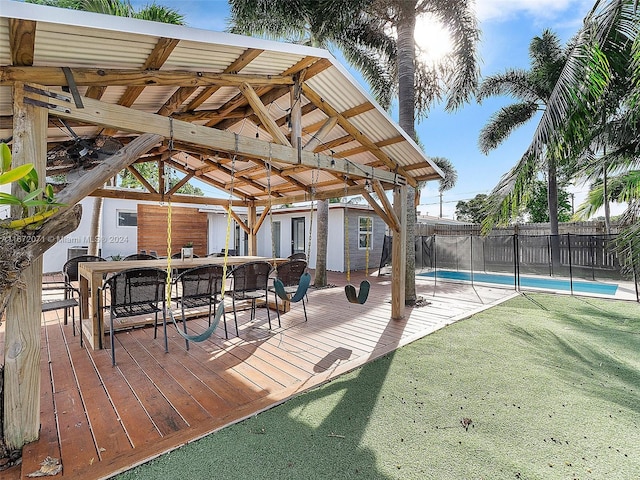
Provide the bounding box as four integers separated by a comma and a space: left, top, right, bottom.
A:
3, 270, 517, 480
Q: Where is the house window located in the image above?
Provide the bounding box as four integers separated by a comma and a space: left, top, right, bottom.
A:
117, 211, 137, 227
358, 216, 372, 249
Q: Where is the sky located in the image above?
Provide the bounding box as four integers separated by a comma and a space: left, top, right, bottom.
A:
130, 0, 605, 219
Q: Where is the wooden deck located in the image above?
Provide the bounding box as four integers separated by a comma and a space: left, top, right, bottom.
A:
2, 271, 515, 479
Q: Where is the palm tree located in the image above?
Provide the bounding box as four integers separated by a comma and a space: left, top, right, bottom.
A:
433, 157, 457, 218
478, 29, 568, 266
480, 0, 639, 267
230, 0, 480, 302
29, 0, 186, 255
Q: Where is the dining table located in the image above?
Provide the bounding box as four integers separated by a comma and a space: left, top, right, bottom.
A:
78, 256, 287, 350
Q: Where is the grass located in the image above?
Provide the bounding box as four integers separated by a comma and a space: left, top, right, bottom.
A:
116, 294, 640, 480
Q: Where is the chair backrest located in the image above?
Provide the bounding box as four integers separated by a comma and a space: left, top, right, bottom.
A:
177, 265, 224, 300
123, 253, 157, 261
63, 255, 106, 283
103, 267, 166, 310
275, 260, 308, 287
288, 252, 307, 261
230, 261, 272, 292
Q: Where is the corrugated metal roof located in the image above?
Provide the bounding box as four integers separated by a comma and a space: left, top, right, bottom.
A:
0, 0, 443, 205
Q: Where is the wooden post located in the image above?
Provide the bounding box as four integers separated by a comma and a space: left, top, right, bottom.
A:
4, 82, 47, 449
247, 203, 257, 255
391, 185, 407, 319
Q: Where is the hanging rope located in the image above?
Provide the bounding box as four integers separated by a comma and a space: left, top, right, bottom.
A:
164, 129, 236, 343
267, 144, 310, 303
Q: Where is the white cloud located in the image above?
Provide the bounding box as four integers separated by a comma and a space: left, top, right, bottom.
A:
474, 0, 590, 23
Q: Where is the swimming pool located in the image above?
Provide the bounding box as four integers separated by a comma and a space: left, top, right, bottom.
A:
419, 270, 619, 296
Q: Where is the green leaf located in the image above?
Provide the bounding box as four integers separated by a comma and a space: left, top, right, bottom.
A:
23, 199, 52, 207
0, 163, 34, 185
0, 192, 23, 206
23, 187, 43, 203
0, 143, 11, 173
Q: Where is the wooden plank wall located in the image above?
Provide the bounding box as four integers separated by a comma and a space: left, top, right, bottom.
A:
137, 204, 208, 257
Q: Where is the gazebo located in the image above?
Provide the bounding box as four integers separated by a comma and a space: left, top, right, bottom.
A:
0, 0, 442, 453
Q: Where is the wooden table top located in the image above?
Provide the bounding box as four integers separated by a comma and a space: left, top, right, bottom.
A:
78, 256, 288, 276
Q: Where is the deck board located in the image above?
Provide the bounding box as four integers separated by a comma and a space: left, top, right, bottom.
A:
2, 271, 517, 480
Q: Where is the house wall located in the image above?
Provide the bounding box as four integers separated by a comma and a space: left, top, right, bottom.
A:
39, 198, 386, 274
344, 207, 385, 273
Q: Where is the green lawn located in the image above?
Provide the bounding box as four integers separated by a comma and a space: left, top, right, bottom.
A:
116, 294, 640, 480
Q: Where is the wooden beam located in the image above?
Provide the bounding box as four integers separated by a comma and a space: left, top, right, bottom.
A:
301, 83, 417, 188
186, 48, 264, 111
126, 165, 157, 194
256, 184, 366, 207
8, 19, 36, 66
303, 116, 338, 152
372, 179, 401, 233
253, 204, 270, 235
247, 204, 257, 255
0, 66, 295, 88
56, 134, 163, 210
90, 187, 246, 206
167, 172, 194, 195
362, 190, 394, 231
391, 185, 407, 320
238, 82, 291, 146
26, 90, 405, 185
4, 82, 46, 450
229, 208, 250, 234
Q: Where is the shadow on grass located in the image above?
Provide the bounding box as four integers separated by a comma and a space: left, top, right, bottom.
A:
507, 294, 640, 415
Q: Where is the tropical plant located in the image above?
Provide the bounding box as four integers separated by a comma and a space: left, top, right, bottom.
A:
0, 143, 63, 229
526, 180, 572, 223
477, 29, 569, 265
480, 0, 639, 268
455, 194, 488, 224
431, 157, 457, 218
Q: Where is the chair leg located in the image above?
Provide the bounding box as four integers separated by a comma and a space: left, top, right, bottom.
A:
274, 291, 281, 327
219, 299, 229, 339
110, 313, 116, 366
265, 291, 271, 329
181, 303, 190, 351
302, 297, 308, 322
232, 295, 239, 336
162, 308, 168, 353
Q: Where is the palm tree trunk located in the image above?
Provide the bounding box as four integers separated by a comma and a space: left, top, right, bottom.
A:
314, 199, 328, 287
397, 1, 417, 305
603, 161, 611, 235
88, 197, 103, 257
547, 157, 561, 270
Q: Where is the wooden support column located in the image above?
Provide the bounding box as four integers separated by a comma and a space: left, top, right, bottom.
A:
391, 185, 407, 320
247, 204, 257, 255
4, 82, 47, 449
290, 75, 303, 157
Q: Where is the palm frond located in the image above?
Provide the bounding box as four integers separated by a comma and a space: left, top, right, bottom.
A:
478, 102, 539, 154
477, 69, 541, 103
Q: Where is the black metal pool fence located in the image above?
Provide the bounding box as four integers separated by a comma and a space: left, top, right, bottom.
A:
379, 233, 640, 302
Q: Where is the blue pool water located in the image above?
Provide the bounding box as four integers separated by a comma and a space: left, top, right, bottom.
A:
419, 270, 618, 296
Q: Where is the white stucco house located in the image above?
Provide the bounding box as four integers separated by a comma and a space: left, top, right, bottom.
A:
40, 196, 386, 275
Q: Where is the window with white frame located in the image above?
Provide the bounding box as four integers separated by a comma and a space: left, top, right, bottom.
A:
117, 210, 137, 227
358, 216, 372, 249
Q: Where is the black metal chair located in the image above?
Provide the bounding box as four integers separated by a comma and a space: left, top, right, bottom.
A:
97, 267, 167, 366
229, 261, 273, 330
270, 259, 309, 325
123, 253, 157, 261
288, 252, 307, 261
62, 254, 106, 342
173, 265, 227, 346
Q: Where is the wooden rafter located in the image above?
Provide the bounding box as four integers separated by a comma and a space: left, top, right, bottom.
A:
301, 83, 417, 188
126, 165, 157, 194
185, 48, 264, 111
25, 90, 405, 186
239, 82, 291, 146
9, 19, 36, 66
0, 67, 294, 88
